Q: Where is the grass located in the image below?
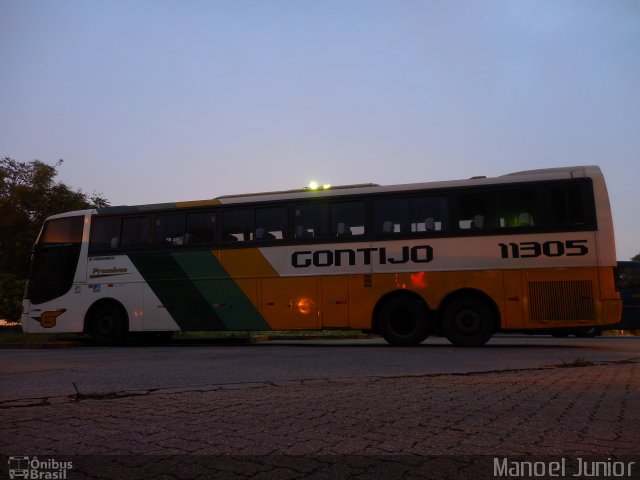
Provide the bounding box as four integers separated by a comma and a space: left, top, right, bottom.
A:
560, 357, 596, 368
0, 326, 86, 345
176, 329, 363, 338
0, 325, 367, 346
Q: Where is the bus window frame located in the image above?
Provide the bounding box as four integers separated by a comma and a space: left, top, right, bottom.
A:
87, 178, 598, 255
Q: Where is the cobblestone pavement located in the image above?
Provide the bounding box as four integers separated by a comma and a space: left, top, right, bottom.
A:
2, 361, 639, 479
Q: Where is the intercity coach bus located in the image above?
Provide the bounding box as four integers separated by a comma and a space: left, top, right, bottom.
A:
21, 165, 621, 346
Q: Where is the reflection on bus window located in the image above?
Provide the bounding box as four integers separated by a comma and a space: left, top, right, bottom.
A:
40, 216, 84, 244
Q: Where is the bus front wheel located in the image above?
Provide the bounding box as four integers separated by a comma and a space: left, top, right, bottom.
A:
441, 297, 495, 347
89, 305, 127, 345
377, 297, 430, 346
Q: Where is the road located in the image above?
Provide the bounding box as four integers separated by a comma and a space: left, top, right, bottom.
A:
1, 335, 639, 405
1, 335, 639, 479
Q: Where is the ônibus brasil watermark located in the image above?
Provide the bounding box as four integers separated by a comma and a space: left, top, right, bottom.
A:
494, 457, 636, 478
8, 456, 72, 480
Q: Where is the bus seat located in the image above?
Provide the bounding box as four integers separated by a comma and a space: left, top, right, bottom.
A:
110, 237, 120, 249
184, 233, 200, 245
336, 223, 352, 236
472, 215, 485, 229
425, 218, 435, 231
382, 221, 394, 234
256, 228, 276, 240
518, 212, 532, 226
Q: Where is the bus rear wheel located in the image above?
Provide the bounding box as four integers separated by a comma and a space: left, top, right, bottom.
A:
441, 297, 495, 347
377, 297, 430, 346
89, 305, 127, 345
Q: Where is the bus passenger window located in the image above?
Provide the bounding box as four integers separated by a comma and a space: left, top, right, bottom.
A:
550, 184, 590, 226
185, 212, 216, 245
411, 196, 448, 232
496, 188, 539, 228
255, 207, 288, 240
374, 198, 409, 235
456, 192, 497, 230
294, 204, 329, 238
121, 217, 150, 248
154, 213, 185, 246
222, 209, 254, 242
90, 217, 121, 251
331, 201, 365, 236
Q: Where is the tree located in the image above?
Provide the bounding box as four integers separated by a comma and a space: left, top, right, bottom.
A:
632, 253, 640, 262
0, 157, 108, 321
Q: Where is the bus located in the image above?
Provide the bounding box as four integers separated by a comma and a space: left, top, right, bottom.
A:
21, 165, 621, 347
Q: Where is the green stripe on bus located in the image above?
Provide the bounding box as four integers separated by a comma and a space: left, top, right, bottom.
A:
128, 251, 227, 331
172, 251, 271, 331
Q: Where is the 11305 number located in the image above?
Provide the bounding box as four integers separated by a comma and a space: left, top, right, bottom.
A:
499, 240, 588, 259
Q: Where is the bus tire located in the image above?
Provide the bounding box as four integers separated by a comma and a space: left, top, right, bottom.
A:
441, 297, 495, 347
89, 305, 127, 345
377, 297, 430, 346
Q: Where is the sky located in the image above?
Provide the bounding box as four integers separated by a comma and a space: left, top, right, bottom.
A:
1, 0, 639, 259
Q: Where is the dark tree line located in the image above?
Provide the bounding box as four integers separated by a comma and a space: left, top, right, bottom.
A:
0, 157, 108, 321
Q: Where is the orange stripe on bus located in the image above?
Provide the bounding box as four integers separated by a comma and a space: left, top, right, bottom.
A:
175, 199, 221, 208
213, 248, 278, 278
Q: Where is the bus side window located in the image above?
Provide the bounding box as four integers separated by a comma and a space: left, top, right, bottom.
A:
496, 188, 539, 228
121, 216, 150, 248
550, 184, 591, 226
455, 191, 497, 230
294, 204, 329, 239
255, 206, 288, 241
185, 211, 216, 245
222, 209, 254, 242
154, 213, 185, 246
374, 198, 409, 235
331, 201, 365, 236
411, 196, 448, 232
90, 217, 121, 251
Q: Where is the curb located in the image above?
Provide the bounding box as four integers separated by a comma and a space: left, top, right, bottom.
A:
0, 341, 85, 349
0, 335, 373, 349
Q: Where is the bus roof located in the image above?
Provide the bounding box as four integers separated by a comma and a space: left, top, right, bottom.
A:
55, 165, 602, 218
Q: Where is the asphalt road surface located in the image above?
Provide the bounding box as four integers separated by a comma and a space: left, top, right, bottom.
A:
1, 335, 639, 479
